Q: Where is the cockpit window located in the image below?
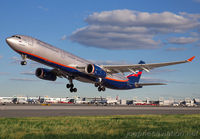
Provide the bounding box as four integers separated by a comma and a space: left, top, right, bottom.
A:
12, 35, 21, 39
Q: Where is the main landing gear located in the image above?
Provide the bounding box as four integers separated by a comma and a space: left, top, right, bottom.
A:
21, 54, 27, 65
66, 77, 77, 93
95, 83, 106, 92
66, 83, 77, 93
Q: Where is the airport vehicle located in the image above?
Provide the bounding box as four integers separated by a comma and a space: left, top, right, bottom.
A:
6, 35, 195, 93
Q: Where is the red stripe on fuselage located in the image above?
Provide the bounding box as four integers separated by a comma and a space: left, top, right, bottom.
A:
17, 50, 129, 83
16, 50, 77, 70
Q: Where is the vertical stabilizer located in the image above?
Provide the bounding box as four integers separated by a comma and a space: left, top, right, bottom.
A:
126, 60, 145, 83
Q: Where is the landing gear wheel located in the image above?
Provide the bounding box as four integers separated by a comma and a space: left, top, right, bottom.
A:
67, 77, 77, 93
73, 88, 77, 92
69, 87, 77, 93
98, 86, 106, 92
66, 84, 71, 88
66, 84, 74, 88
70, 84, 74, 88
98, 87, 102, 92
95, 83, 99, 87
21, 61, 27, 65
70, 88, 74, 92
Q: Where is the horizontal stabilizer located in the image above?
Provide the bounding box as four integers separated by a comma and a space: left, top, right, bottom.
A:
136, 83, 167, 86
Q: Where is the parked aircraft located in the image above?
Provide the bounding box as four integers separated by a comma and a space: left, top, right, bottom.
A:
193, 99, 200, 106
6, 35, 195, 93
0, 97, 13, 104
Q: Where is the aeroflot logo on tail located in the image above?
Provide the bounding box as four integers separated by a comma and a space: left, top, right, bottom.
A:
127, 71, 142, 78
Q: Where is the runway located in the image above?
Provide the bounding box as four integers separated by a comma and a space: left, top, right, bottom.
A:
0, 104, 200, 117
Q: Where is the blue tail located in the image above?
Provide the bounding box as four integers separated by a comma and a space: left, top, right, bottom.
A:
126, 60, 145, 83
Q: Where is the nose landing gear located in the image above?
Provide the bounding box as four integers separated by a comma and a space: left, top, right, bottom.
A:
21, 54, 27, 65
21, 61, 27, 65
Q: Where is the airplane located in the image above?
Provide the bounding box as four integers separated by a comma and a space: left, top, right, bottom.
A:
6, 35, 195, 93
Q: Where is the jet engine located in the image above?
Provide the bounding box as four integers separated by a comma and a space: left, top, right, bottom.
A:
35, 68, 57, 81
85, 64, 106, 78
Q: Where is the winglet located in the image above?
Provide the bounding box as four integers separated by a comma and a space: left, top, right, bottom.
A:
187, 56, 195, 62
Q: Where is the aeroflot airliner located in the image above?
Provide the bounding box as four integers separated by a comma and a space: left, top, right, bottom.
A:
6, 35, 195, 93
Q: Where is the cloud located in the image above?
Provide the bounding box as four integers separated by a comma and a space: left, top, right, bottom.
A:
193, 0, 200, 3
37, 6, 48, 11
11, 56, 21, 64
165, 47, 187, 51
29, 61, 43, 68
47, 81, 65, 85
167, 37, 198, 45
61, 35, 67, 40
140, 77, 197, 84
146, 69, 178, 74
20, 71, 35, 75
196, 43, 200, 47
0, 72, 9, 75
70, 10, 200, 50
141, 77, 168, 83
10, 78, 38, 82
190, 32, 200, 37
179, 12, 200, 20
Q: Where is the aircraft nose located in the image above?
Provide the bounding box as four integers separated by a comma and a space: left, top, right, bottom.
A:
6, 37, 12, 45
6, 37, 16, 47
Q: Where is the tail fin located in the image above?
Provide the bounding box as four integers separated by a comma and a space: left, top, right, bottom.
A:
127, 60, 145, 83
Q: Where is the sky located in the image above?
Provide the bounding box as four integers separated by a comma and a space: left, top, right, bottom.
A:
0, 0, 200, 99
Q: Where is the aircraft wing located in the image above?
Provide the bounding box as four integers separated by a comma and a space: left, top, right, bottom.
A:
51, 68, 69, 78
102, 56, 195, 74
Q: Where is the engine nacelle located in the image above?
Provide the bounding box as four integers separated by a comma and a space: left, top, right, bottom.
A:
35, 68, 57, 81
85, 64, 106, 78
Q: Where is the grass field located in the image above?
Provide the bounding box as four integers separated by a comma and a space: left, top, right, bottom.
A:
0, 114, 200, 139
